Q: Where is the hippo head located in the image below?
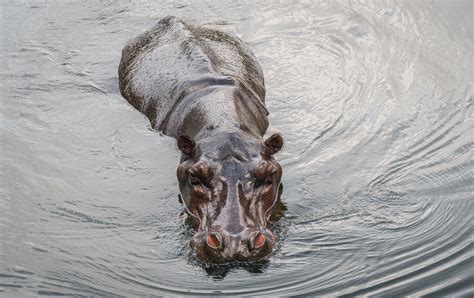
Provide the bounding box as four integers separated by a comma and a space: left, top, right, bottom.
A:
176, 131, 283, 263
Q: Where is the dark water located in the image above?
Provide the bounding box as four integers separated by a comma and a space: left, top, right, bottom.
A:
1, 0, 473, 296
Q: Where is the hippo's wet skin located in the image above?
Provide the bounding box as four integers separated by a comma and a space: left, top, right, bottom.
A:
118, 16, 284, 263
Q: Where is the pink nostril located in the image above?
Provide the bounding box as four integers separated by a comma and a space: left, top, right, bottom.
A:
206, 233, 221, 249
253, 232, 266, 249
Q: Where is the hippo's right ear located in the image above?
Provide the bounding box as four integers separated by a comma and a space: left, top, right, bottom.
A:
177, 135, 196, 156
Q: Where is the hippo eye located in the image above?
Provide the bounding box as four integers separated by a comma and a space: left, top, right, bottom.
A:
189, 172, 201, 186
255, 172, 275, 188
254, 161, 278, 188
265, 175, 274, 185
264, 171, 276, 186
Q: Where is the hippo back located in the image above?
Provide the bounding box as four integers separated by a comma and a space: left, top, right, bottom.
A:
118, 16, 266, 132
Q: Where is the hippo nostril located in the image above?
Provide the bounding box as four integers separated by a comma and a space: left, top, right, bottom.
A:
250, 232, 266, 250
206, 232, 221, 249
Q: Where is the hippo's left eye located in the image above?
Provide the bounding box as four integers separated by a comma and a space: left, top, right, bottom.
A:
265, 175, 274, 185
264, 171, 276, 185
254, 161, 278, 188
255, 172, 275, 188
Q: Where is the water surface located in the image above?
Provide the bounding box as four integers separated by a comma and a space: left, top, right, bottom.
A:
1, 0, 473, 296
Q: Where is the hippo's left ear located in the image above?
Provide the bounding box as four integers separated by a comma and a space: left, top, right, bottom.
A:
263, 133, 284, 156
177, 135, 196, 156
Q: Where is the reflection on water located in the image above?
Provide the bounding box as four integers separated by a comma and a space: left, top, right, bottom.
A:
1, 0, 472, 296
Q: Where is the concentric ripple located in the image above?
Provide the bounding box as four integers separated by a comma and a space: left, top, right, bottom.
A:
1, 0, 472, 296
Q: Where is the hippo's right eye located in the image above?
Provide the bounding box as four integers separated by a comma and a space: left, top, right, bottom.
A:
189, 172, 201, 185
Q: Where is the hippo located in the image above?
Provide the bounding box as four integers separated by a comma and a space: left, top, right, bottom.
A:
118, 16, 284, 263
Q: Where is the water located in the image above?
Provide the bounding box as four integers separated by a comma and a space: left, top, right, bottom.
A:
1, 0, 472, 296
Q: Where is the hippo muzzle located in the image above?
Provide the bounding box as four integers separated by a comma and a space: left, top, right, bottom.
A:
191, 227, 275, 263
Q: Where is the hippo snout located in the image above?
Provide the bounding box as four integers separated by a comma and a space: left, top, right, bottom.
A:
191, 228, 274, 263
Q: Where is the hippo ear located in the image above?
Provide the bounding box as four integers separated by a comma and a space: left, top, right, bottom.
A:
263, 133, 284, 156
177, 135, 196, 156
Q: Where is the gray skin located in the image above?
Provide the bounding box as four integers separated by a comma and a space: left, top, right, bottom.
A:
118, 16, 284, 263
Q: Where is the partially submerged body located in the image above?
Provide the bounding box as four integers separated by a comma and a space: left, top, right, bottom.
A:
118, 16, 267, 137
119, 16, 284, 263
